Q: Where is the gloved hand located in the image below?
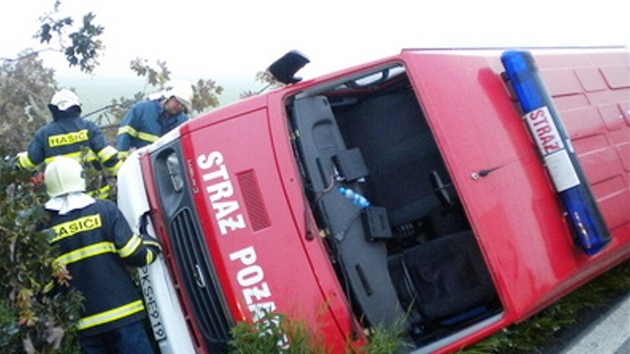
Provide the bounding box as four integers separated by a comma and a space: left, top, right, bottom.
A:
16, 151, 29, 169
140, 233, 163, 255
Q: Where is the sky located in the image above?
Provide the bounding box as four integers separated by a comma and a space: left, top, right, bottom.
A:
1, 0, 629, 106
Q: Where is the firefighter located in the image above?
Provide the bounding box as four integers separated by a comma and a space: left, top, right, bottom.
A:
116, 79, 193, 159
43, 156, 161, 354
16, 89, 122, 199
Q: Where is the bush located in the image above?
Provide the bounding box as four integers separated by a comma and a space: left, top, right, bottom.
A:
462, 260, 630, 353
228, 309, 410, 354
0, 149, 84, 353
228, 311, 327, 354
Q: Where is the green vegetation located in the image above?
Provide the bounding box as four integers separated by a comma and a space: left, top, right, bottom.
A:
0, 50, 56, 149
462, 260, 630, 353
2, 1, 223, 145
227, 309, 411, 354
360, 317, 412, 354
225, 262, 629, 353
36, 3, 104, 73
228, 311, 328, 354
0, 2, 230, 352
0, 148, 84, 353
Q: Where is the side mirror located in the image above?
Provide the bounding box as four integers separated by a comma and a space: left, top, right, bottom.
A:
268, 50, 310, 85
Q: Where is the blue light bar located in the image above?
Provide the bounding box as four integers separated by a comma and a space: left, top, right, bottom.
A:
501, 50, 611, 255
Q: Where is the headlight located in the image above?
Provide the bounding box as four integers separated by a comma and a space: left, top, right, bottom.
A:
166, 152, 184, 192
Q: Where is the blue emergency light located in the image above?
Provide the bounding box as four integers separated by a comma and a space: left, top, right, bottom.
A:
501, 50, 611, 255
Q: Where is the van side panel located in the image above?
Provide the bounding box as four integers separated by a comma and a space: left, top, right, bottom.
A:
403, 48, 630, 321
545, 52, 630, 236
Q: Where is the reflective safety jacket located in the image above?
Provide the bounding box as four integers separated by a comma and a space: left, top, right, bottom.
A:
46, 198, 162, 337
17, 112, 121, 174
17, 111, 122, 199
116, 100, 188, 158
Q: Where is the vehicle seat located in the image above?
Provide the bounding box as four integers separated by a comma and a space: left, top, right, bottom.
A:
335, 90, 447, 227
390, 231, 496, 323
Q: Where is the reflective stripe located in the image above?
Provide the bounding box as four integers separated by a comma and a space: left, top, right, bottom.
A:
87, 185, 111, 200
143, 240, 162, 252
118, 126, 158, 143
106, 160, 122, 175
118, 235, 142, 258
137, 131, 159, 143
18, 153, 36, 169
146, 249, 155, 264
77, 300, 145, 331
55, 242, 116, 266
48, 129, 89, 147
84, 151, 98, 162
97, 145, 118, 162
118, 125, 139, 138
43, 151, 95, 165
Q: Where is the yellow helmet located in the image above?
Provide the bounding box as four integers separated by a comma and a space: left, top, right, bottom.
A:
44, 156, 86, 197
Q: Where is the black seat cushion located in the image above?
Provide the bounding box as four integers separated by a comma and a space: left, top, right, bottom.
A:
335, 91, 448, 225
401, 231, 496, 321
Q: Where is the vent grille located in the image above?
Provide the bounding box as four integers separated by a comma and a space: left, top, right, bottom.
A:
170, 208, 232, 349
237, 170, 271, 231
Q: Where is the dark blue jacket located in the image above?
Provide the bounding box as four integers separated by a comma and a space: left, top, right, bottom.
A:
18, 109, 121, 176
46, 198, 162, 337
116, 100, 188, 157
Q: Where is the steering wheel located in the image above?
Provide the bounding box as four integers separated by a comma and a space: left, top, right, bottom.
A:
430, 170, 454, 208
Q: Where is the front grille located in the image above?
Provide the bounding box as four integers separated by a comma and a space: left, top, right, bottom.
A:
170, 208, 232, 350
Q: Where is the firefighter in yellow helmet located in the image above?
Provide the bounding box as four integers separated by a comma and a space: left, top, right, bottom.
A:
16, 89, 122, 199
43, 156, 161, 354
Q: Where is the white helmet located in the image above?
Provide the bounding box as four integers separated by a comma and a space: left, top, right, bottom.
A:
44, 156, 86, 198
164, 79, 193, 112
49, 89, 81, 111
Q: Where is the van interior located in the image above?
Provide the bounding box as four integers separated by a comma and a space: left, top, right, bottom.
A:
287, 64, 503, 348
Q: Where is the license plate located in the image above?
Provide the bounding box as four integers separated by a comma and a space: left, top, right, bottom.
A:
139, 266, 167, 341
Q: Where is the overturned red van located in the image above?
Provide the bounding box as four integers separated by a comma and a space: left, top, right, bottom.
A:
117, 47, 630, 354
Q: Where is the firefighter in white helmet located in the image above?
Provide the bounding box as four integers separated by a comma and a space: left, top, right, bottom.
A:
16, 89, 122, 199
116, 79, 194, 159
43, 156, 161, 353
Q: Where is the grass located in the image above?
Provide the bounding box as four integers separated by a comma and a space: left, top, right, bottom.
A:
228, 311, 329, 354
226, 261, 629, 353
227, 309, 411, 354
462, 260, 630, 353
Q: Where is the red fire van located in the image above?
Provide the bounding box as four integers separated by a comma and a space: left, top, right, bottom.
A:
117, 47, 629, 354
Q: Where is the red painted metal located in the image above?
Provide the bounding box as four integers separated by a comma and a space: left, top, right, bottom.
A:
140, 47, 629, 353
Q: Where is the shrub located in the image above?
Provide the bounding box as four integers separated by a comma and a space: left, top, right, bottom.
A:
0, 148, 84, 353
228, 311, 328, 354
228, 309, 410, 354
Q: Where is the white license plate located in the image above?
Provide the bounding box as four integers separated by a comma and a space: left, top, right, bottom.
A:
139, 266, 167, 341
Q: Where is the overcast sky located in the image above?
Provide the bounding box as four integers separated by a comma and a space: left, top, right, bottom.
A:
0, 0, 630, 77
2, 0, 629, 84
